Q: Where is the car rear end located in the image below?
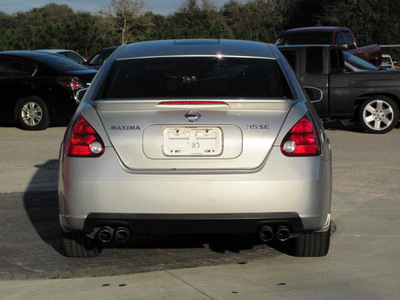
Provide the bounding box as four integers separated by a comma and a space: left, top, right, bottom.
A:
37, 53, 97, 121
34, 52, 97, 95
59, 40, 332, 257
0, 51, 97, 130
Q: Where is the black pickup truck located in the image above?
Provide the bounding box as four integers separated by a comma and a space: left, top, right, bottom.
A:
278, 45, 400, 133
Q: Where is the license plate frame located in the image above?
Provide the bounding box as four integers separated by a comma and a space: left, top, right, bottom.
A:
163, 127, 223, 156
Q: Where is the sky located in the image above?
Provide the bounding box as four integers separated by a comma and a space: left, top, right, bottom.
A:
0, 0, 237, 16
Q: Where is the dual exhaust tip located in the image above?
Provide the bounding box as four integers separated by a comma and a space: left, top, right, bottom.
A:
97, 226, 130, 243
98, 224, 290, 243
258, 225, 290, 242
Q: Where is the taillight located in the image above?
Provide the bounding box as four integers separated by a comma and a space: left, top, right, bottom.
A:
57, 76, 83, 90
66, 117, 104, 157
281, 114, 321, 156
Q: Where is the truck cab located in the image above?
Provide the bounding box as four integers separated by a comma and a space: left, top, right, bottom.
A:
279, 46, 348, 118
275, 27, 382, 66
279, 45, 400, 133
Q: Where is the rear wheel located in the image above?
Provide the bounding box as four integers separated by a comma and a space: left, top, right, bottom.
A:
62, 231, 101, 258
293, 226, 330, 257
15, 96, 50, 130
359, 96, 399, 134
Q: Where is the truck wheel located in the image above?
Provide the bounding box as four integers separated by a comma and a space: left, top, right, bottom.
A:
15, 96, 50, 130
293, 226, 330, 257
62, 231, 101, 257
359, 96, 399, 134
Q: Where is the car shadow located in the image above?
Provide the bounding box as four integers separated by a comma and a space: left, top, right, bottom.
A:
102, 233, 260, 254
323, 120, 365, 133
22, 160, 63, 254
0, 119, 69, 129
0, 120, 15, 128
323, 119, 400, 132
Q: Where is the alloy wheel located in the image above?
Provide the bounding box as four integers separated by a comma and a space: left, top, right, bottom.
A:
21, 101, 43, 126
362, 99, 394, 131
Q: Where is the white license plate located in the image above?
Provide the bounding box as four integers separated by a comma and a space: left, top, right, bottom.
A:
163, 127, 223, 156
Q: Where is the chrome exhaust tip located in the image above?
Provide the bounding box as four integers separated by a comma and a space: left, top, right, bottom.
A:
114, 227, 130, 243
276, 225, 290, 242
258, 225, 274, 242
97, 226, 113, 243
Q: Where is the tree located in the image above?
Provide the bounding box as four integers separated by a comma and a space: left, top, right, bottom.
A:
318, 0, 400, 60
169, 0, 233, 39
63, 12, 103, 58
319, 0, 400, 45
1, 0, 399, 61
222, 0, 277, 42
145, 12, 177, 40
97, 0, 153, 44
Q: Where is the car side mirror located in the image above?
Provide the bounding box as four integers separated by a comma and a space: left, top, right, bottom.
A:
304, 87, 323, 103
339, 43, 349, 50
74, 88, 88, 103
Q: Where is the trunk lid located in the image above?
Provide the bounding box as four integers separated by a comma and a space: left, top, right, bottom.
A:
95, 99, 294, 171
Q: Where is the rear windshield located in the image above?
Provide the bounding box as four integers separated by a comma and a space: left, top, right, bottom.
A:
275, 32, 332, 45
343, 51, 379, 71
88, 48, 117, 66
102, 57, 293, 99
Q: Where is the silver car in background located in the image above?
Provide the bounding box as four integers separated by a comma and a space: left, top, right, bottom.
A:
58, 39, 332, 257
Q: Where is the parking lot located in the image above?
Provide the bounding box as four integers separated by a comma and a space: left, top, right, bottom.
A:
0, 123, 400, 299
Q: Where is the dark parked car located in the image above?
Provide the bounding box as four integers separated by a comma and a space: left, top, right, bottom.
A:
0, 51, 97, 130
85, 46, 118, 70
39, 49, 87, 65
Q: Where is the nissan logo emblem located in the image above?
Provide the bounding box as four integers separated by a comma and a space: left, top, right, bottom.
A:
185, 111, 201, 122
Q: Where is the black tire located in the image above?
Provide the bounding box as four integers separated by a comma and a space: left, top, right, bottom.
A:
62, 231, 101, 258
293, 226, 330, 257
359, 96, 399, 134
15, 96, 50, 130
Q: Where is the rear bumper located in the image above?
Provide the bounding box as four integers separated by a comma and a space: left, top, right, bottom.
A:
82, 212, 304, 234
60, 212, 331, 237
59, 144, 332, 234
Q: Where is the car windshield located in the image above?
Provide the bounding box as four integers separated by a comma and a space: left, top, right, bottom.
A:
275, 32, 332, 45
102, 57, 293, 99
343, 51, 379, 71
88, 53, 105, 65
35, 53, 89, 72
88, 50, 113, 66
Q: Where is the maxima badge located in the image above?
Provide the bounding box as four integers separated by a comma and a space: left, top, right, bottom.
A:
185, 111, 201, 122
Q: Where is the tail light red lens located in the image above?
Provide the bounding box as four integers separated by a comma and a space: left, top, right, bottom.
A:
57, 76, 83, 90
66, 117, 105, 157
281, 114, 321, 156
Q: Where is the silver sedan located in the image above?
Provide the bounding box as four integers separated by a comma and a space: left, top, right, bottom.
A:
58, 39, 332, 257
